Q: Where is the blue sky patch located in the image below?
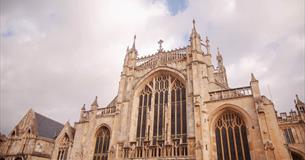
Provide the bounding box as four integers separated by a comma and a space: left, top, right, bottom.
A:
166, 0, 188, 16
1, 29, 15, 38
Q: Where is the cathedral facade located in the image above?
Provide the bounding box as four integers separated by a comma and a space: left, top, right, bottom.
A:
0, 20, 305, 160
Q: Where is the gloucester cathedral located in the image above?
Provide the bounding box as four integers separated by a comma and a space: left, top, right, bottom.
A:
0, 20, 305, 160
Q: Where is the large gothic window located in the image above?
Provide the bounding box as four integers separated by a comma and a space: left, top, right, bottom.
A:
136, 74, 187, 145
215, 111, 251, 160
136, 85, 152, 143
57, 134, 69, 160
93, 126, 110, 160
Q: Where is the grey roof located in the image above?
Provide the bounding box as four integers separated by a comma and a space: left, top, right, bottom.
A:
35, 112, 64, 139
106, 96, 117, 108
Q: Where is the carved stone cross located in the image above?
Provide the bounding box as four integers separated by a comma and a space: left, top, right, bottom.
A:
158, 39, 164, 52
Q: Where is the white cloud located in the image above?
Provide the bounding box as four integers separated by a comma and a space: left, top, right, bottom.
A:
0, 0, 304, 134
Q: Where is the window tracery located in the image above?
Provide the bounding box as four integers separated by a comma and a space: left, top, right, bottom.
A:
57, 134, 69, 160
93, 126, 110, 160
136, 74, 187, 146
215, 111, 251, 160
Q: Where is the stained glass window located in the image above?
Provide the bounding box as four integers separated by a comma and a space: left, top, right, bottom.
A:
215, 111, 251, 160
136, 74, 187, 145
93, 126, 110, 160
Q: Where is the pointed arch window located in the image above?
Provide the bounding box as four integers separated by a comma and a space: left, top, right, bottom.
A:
57, 134, 69, 160
136, 74, 187, 145
136, 85, 152, 143
215, 111, 251, 160
93, 126, 110, 160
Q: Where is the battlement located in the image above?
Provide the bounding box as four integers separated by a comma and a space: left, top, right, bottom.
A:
277, 110, 300, 123
208, 86, 252, 101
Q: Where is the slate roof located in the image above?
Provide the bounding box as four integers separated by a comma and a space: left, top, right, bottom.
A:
34, 112, 64, 139
106, 96, 117, 108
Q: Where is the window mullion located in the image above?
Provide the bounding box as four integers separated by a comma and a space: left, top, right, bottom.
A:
219, 127, 225, 160
238, 127, 246, 160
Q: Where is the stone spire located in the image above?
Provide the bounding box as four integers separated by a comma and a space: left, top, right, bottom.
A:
216, 47, 224, 67
250, 73, 260, 97
295, 94, 304, 105
190, 19, 199, 38
190, 19, 202, 52
205, 36, 211, 54
131, 35, 136, 50
192, 19, 197, 33
91, 96, 99, 110
251, 73, 258, 82
81, 104, 86, 111
158, 39, 164, 52
123, 35, 138, 71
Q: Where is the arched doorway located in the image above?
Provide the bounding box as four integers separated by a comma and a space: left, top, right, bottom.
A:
93, 126, 111, 160
214, 111, 251, 160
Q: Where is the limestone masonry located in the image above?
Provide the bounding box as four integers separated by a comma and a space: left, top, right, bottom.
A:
1, 20, 304, 160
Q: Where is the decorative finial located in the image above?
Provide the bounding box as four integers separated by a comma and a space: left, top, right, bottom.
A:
251, 73, 257, 82
91, 96, 99, 106
158, 39, 164, 52
132, 35, 136, 49
81, 104, 86, 110
217, 47, 221, 55
295, 94, 304, 104
206, 36, 210, 45
192, 19, 196, 30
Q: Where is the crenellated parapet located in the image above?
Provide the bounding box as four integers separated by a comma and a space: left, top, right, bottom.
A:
135, 46, 189, 70
79, 96, 117, 122
277, 110, 301, 124
208, 86, 252, 101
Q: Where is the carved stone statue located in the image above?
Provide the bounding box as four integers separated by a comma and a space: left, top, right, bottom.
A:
264, 140, 274, 150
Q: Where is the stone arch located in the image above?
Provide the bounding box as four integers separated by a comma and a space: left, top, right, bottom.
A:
208, 104, 255, 159
95, 123, 112, 137
93, 124, 111, 160
289, 147, 305, 160
133, 66, 186, 96
209, 104, 254, 130
130, 67, 188, 149
56, 133, 70, 160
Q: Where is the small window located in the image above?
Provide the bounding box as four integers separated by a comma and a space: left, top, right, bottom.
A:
283, 128, 295, 144
280, 113, 287, 119
11, 131, 16, 137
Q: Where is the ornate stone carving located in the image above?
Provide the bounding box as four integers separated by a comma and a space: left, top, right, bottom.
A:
195, 141, 202, 150
264, 140, 274, 150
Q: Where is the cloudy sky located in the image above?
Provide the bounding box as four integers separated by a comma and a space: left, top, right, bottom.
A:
0, 0, 304, 135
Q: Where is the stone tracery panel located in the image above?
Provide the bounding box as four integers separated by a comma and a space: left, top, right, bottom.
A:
215, 111, 251, 160
93, 126, 111, 160
135, 73, 187, 154
57, 134, 69, 160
